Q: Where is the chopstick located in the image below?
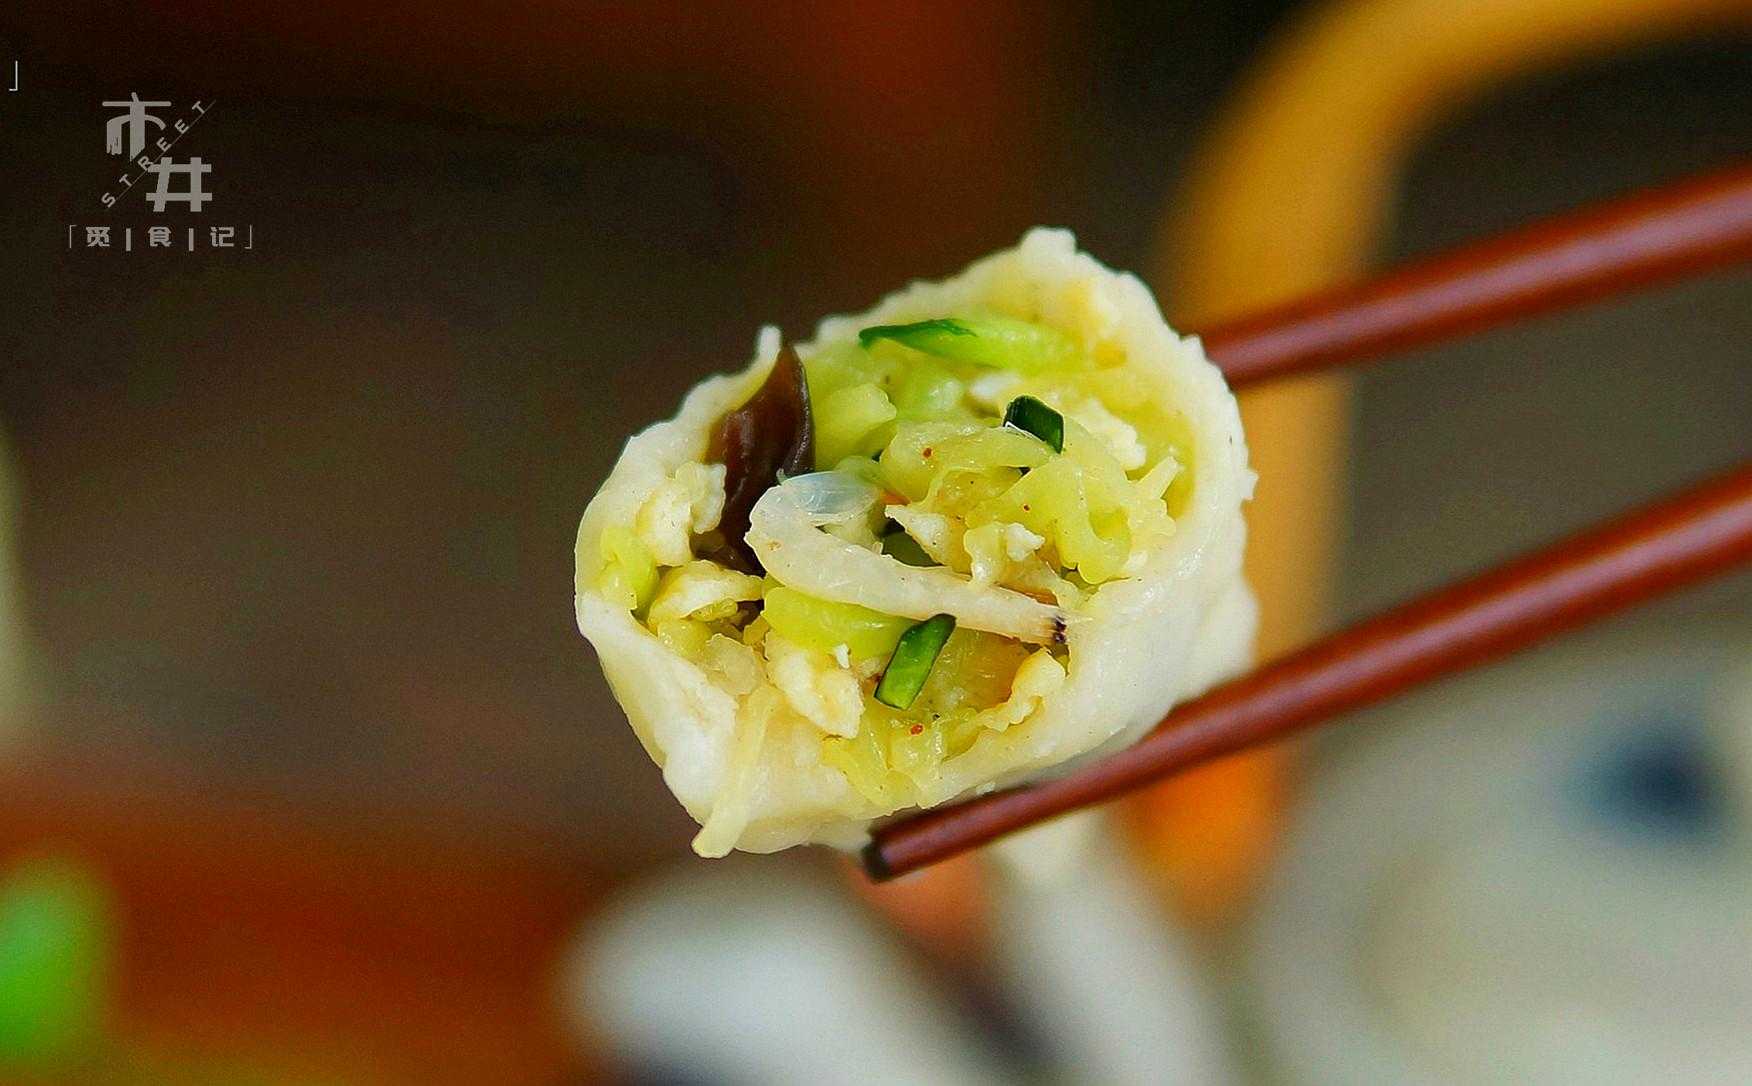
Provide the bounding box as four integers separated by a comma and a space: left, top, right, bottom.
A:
865, 461, 1752, 880
1204, 162, 1752, 387
859, 162, 1752, 879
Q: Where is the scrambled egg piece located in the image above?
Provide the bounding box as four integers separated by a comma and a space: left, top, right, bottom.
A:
647, 560, 763, 625
963, 521, 1046, 588
634, 462, 728, 566
884, 506, 965, 568
764, 631, 864, 739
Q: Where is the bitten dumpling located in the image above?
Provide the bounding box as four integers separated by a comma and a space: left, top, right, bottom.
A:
575, 229, 1256, 855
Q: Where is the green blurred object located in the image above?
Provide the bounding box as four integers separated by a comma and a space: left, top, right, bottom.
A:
0, 855, 114, 1066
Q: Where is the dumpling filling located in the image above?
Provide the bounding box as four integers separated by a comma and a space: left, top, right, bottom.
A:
592, 310, 1202, 853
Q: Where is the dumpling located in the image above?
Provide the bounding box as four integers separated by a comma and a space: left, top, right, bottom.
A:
574, 228, 1255, 856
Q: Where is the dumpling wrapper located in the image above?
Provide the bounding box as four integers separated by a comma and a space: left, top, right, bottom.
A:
575, 228, 1257, 854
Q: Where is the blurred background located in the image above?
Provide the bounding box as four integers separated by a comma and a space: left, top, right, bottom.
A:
0, 1, 1747, 1081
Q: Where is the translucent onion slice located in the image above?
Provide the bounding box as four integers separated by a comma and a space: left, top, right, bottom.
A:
781, 470, 882, 524
747, 479, 1067, 645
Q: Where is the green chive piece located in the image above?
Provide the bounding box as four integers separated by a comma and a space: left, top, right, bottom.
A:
880, 525, 936, 567
859, 317, 975, 349
874, 614, 956, 709
858, 315, 1082, 373
1002, 395, 1064, 453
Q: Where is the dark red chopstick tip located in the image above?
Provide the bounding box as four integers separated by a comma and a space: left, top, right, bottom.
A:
859, 839, 896, 882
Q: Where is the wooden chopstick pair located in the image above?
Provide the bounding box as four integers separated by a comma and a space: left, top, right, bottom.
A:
863, 161, 1752, 881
